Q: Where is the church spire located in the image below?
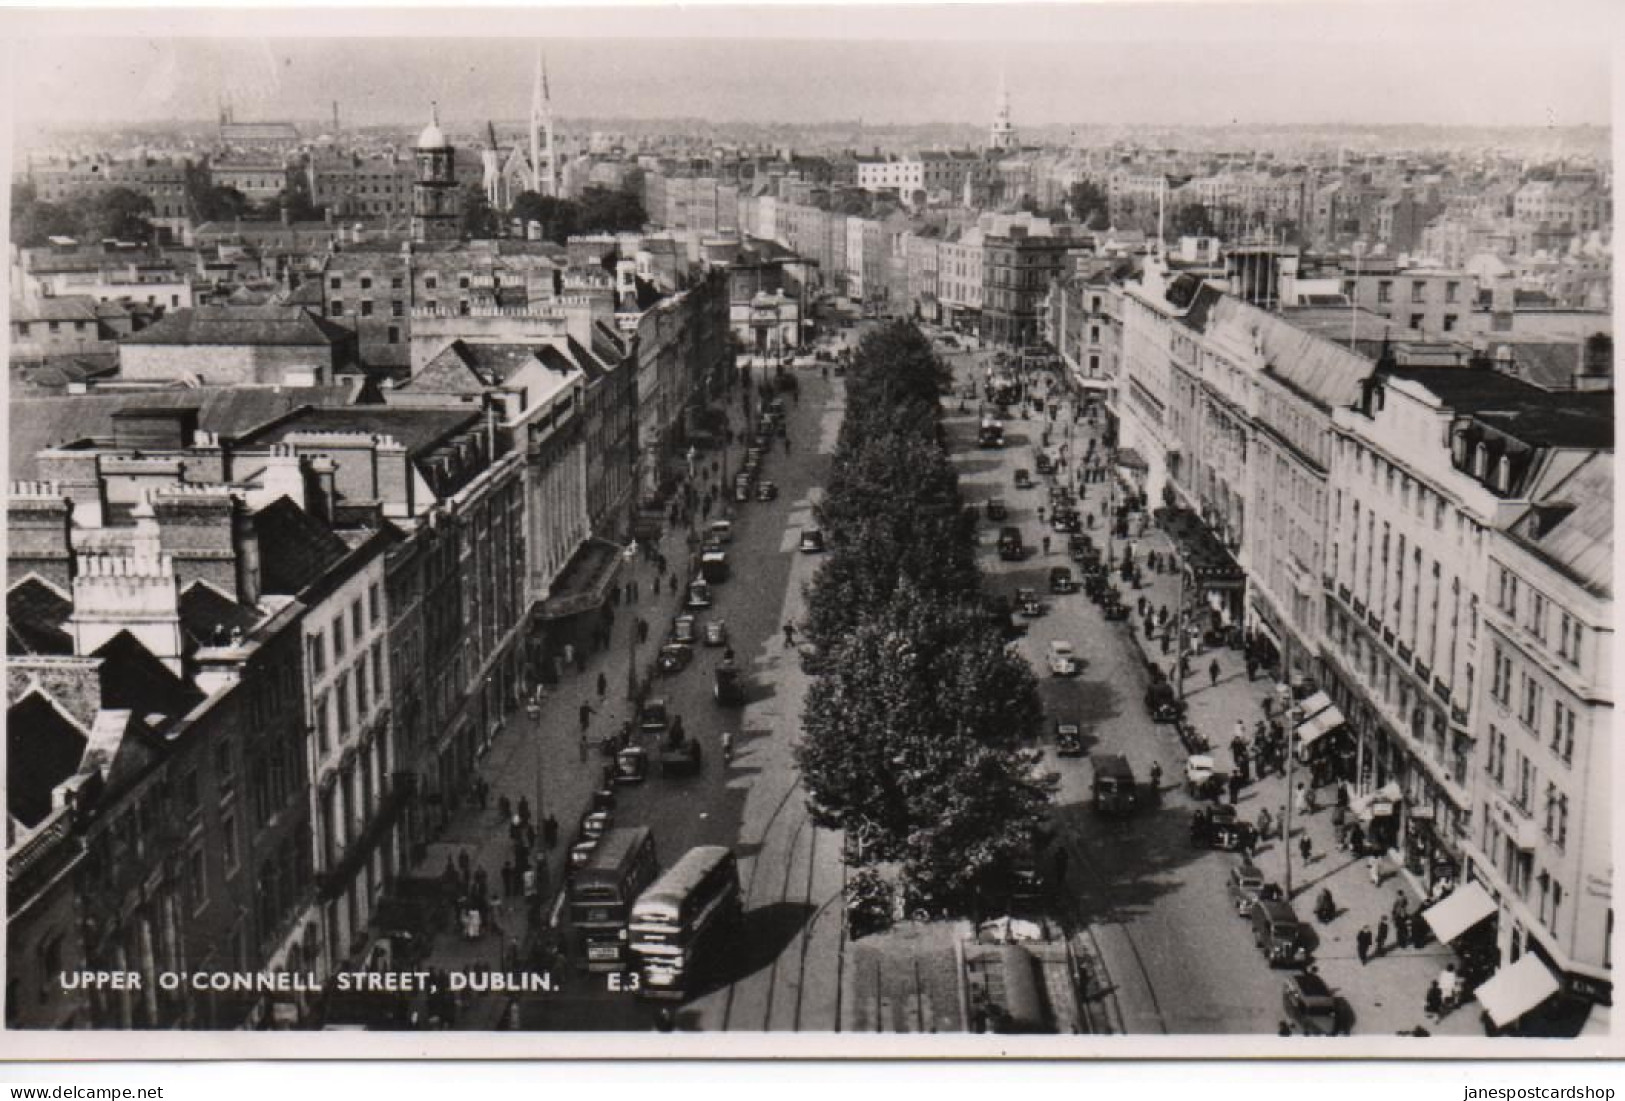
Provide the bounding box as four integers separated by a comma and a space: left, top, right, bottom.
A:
530, 49, 543, 194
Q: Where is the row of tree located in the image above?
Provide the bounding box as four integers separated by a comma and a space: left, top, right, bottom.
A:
11, 182, 160, 247
463, 185, 648, 243
796, 322, 1051, 918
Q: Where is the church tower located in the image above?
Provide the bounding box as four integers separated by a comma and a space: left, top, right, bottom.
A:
411, 103, 460, 244
989, 70, 1018, 153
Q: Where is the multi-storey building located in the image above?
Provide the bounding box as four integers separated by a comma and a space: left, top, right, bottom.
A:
980, 215, 1082, 348
937, 225, 984, 333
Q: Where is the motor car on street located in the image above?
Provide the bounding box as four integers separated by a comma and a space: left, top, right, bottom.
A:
706, 519, 733, 544
713, 660, 745, 706
638, 698, 671, 740
659, 735, 703, 777
756, 480, 779, 502
799, 528, 826, 553
614, 746, 649, 785
580, 809, 613, 840
1251, 899, 1312, 969
1055, 721, 1084, 757
1051, 507, 1081, 534
734, 473, 754, 502
1282, 972, 1339, 1036
1049, 566, 1076, 594
1016, 588, 1044, 617
1014, 468, 1033, 489
1035, 452, 1054, 475
1047, 640, 1080, 676
1049, 484, 1075, 506
671, 614, 697, 645
1226, 859, 1285, 916
700, 548, 730, 582
1091, 754, 1138, 816
703, 619, 728, 647
657, 642, 691, 676
986, 498, 1008, 521
998, 526, 1025, 560
1192, 805, 1257, 852
686, 578, 713, 609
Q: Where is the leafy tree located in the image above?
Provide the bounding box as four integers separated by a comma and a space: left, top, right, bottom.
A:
75, 186, 154, 243
577, 186, 646, 233
276, 169, 321, 222
195, 185, 249, 223
510, 190, 578, 243
1067, 179, 1108, 228
1172, 202, 1216, 240
11, 192, 80, 247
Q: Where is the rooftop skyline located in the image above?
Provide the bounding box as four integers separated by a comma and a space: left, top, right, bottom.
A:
2, 2, 1615, 133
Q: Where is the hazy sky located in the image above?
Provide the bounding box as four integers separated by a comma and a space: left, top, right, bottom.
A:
2, 2, 1615, 130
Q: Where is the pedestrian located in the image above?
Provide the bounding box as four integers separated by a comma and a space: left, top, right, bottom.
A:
497, 793, 512, 823
1245, 658, 1257, 682
1257, 807, 1273, 840
1368, 853, 1383, 888
637, 617, 649, 644
1042, 535, 1051, 556
1227, 771, 1244, 804
1350, 822, 1365, 855
543, 813, 559, 849
501, 859, 517, 900
596, 671, 607, 698
522, 864, 538, 904
1438, 965, 1460, 1012
578, 731, 588, 763
563, 642, 575, 671
1261, 694, 1274, 721
1277, 1020, 1293, 1037
1425, 981, 1443, 1019
1208, 659, 1220, 688
1392, 892, 1410, 928
518, 796, 531, 825
1295, 782, 1311, 817
1298, 833, 1313, 865
783, 622, 797, 647
1355, 926, 1373, 966
1375, 916, 1390, 957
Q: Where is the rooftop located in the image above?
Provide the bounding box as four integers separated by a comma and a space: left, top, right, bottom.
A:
1386, 367, 1614, 449
121, 305, 352, 348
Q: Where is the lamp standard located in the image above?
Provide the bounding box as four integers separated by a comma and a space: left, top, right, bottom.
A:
1282, 693, 1302, 899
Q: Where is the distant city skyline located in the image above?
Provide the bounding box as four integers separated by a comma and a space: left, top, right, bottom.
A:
2, 2, 1614, 134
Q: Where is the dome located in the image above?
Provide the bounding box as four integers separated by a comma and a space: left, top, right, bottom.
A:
417, 104, 447, 150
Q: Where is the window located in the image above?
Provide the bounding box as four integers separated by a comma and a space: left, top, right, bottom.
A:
1557, 613, 1580, 666
1515, 753, 1535, 813
330, 276, 342, 290
1377, 280, 1393, 304
1552, 700, 1575, 765
1446, 281, 1460, 303
425, 275, 438, 291
187, 845, 208, 913
352, 599, 365, 642
330, 300, 344, 317
1410, 314, 1425, 331
360, 300, 374, 317
315, 692, 331, 754
459, 275, 470, 289
360, 276, 373, 291
1521, 674, 1543, 732
387, 326, 400, 344
215, 739, 235, 798
335, 672, 352, 738
1499, 569, 1519, 614
369, 583, 382, 625
307, 633, 326, 678
332, 616, 346, 659
1527, 592, 1548, 641
1490, 645, 1512, 707
222, 812, 239, 875
48, 320, 59, 333
1488, 725, 1507, 786
355, 653, 369, 717
391, 300, 404, 317
1443, 314, 1457, 332
372, 641, 385, 701
1411, 281, 1426, 303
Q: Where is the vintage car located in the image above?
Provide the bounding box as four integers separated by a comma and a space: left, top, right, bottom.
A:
703, 619, 728, 647
1227, 859, 1285, 917
579, 809, 613, 841
1184, 754, 1223, 798
614, 746, 649, 785
657, 642, 692, 676
701, 548, 730, 583
1051, 507, 1081, 534
986, 497, 1009, 522
638, 697, 671, 740
1145, 682, 1187, 723
713, 661, 745, 706
1103, 597, 1130, 621
1283, 972, 1339, 1036
1191, 805, 1257, 853
1251, 899, 1312, 969
671, 614, 698, 646
1015, 588, 1045, 617
998, 526, 1025, 561
1035, 452, 1055, 475
686, 578, 713, 610
1049, 566, 1076, 594
659, 736, 703, 777
799, 528, 826, 554
1047, 640, 1080, 676
1014, 468, 1034, 489
756, 480, 779, 502
1049, 484, 1076, 507
734, 473, 755, 502
1055, 721, 1085, 758
706, 519, 734, 544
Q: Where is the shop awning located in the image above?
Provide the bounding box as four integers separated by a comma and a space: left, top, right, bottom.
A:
536, 538, 627, 620
1295, 704, 1347, 748
1296, 690, 1334, 718
1422, 881, 1497, 945
1115, 447, 1149, 472
1477, 954, 1560, 1029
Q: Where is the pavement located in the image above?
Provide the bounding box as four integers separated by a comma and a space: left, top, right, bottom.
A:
943, 345, 1480, 1038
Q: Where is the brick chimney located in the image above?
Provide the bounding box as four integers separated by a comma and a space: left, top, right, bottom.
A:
231, 496, 261, 607
149, 484, 238, 596
69, 553, 184, 676
247, 443, 309, 512
7, 482, 75, 590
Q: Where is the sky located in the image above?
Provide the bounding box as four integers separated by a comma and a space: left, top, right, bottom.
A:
1, 2, 1615, 131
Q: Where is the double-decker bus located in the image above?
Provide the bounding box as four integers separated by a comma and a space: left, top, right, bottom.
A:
571, 827, 660, 972
627, 846, 742, 1000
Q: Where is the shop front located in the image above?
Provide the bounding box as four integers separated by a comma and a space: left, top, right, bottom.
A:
1421, 878, 1500, 996
533, 538, 628, 682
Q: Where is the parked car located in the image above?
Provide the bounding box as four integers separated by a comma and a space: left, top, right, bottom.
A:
1054, 720, 1084, 758
638, 697, 671, 740
986, 498, 1009, 522
706, 519, 733, 544
1047, 640, 1080, 676
756, 480, 779, 502
734, 473, 754, 502
1035, 452, 1055, 475
700, 549, 730, 583
657, 642, 692, 676
1049, 566, 1076, 594
713, 661, 745, 706
998, 526, 1025, 561
686, 578, 713, 609
1014, 468, 1034, 489
799, 528, 826, 553
614, 746, 649, 785
1282, 972, 1339, 1036
659, 735, 703, 778
1226, 859, 1285, 917
1251, 899, 1312, 969
703, 619, 728, 647
1051, 507, 1081, 534
1015, 588, 1044, 617
671, 614, 697, 646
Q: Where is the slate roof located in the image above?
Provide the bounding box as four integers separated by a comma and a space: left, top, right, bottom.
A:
1387, 367, 1615, 448
1513, 454, 1613, 599
10, 295, 102, 322
252, 496, 351, 597
411, 342, 546, 392
10, 385, 368, 480
6, 578, 73, 657
120, 305, 352, 347
7, 692, 88, 828
179, 581, 262, 651
91, 630, 203, 720
238, 405, 479, 458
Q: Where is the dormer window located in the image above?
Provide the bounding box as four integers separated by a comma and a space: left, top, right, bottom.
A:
1474, 443, 1489, 478
1495, 455, 1512, 493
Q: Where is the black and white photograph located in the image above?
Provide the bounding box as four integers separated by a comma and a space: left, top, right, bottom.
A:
0, 1, 1617, 1062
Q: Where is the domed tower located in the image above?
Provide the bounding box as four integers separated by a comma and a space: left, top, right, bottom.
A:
411, 103, 460, 243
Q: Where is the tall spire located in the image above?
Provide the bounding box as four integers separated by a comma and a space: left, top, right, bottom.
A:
530, 50, 543, 194
542, 52, 558, 198
989, 65, 1017, 152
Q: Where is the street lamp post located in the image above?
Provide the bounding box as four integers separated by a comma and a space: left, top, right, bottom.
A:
1172, 563, 1189, 702
1283, 695, 1302, 899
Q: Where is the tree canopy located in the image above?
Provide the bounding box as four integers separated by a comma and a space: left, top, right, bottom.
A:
11, 185, 156, 246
